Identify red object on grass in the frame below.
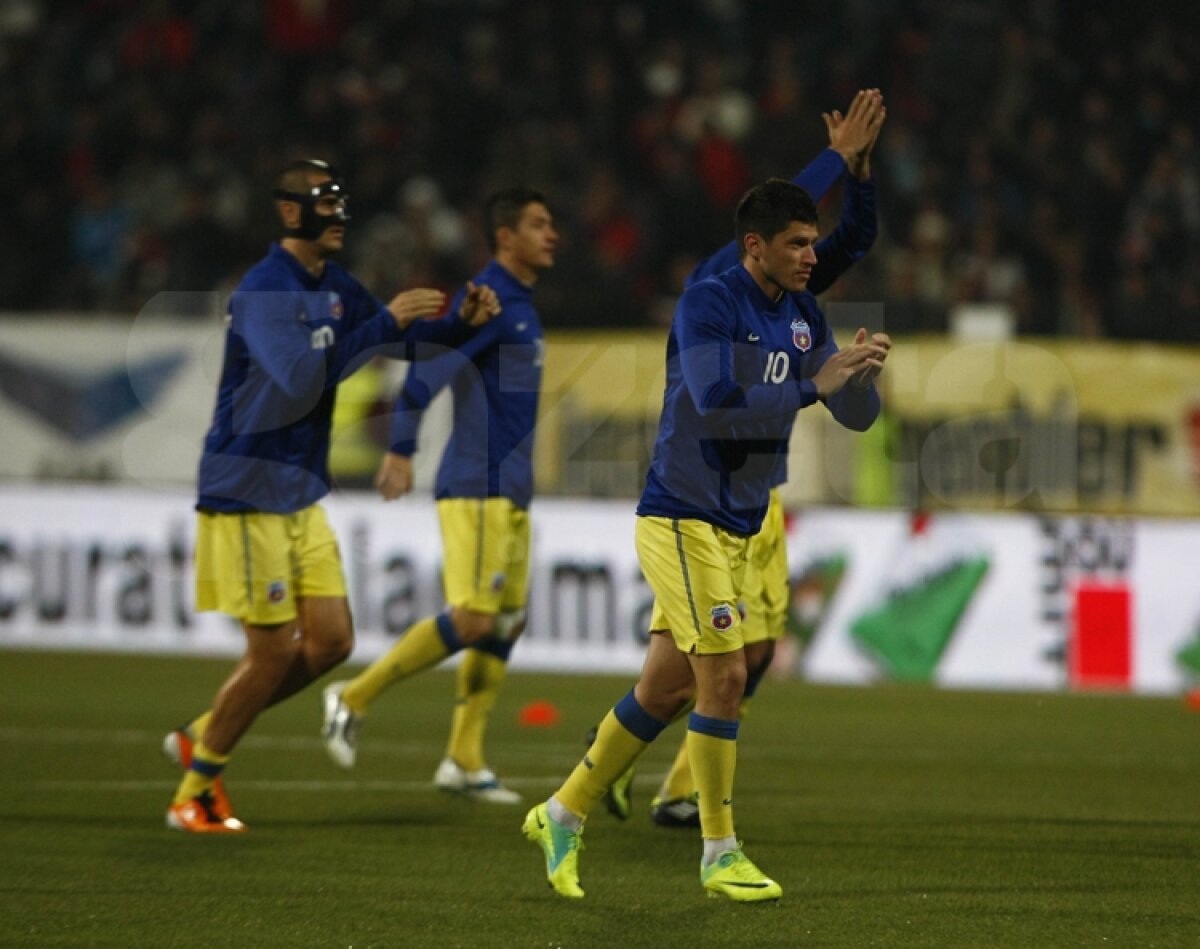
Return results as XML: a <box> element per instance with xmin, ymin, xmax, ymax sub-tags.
<box><xmin>519</xmin><ymin>700</ymin><xmax>561</xmax><ymax>728</ymax></box>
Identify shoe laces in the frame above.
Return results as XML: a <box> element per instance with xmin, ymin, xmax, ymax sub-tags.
<box><xmin>551</xmin><ymin>819</ymin><xmax>585</xmax><ymax>857</ymax></box>
<box><xmin>711</xmin><ymin>845</ymin><xmax>762</xmax><ymax>880</ymax></box>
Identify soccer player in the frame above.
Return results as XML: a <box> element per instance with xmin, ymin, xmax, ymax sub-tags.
<box><xmin>163</xmin><ymin>159</ymin><xmax>500</xmax><ymax>833</ymax></box>
<box><xmin>320</xmin><ymin>188</ymin><xmax>557</xmax><ymax>803</ymax></box>
<box><xmin>637</xmin><ymin>90</ymin><xmax>887</xmax><ymax>828</ymax></box>
<box><xmin>524</xmin><ymin>178</ymin><xmax>891</xmax><ymax>901</ymax></box>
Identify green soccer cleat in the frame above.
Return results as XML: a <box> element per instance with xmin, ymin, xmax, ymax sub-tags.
<box><xmin>522</xmin><ymin>803</ymin><xmax>584</xmax><ymax>899</ymax></box>
<box><xmin>585</xmin><ymin>725</ymin><xmax>634</xmax><ymax>820</ymax></box>
<box><xmin>700</xmin><ymin>846</ymin><xmax>782</xmax><ymax>903</ymax></box>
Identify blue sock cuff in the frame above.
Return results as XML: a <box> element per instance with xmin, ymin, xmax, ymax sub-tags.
<box><xmin>613</xmin><ymin>688</ymin><xmax>668</xmax><ymax>743</ymax></box>
<box><xmin>688</xmin><ymin>711</ymin><xmax>739</xmax><ymax>740</ymax></box>
<box><xmin>189</xmin><ymin>758</ymin><xmax>226</xmax><ymax>778</ymax></box>
<box><xmin>472</xmin><ymin>636</ymin><xmax>514</xmax><ymax>661</ymax></box>
<box><xmin>435</xmin><ymin>613</ymin><xmax>464</xmax><ymax>654</ymax></box>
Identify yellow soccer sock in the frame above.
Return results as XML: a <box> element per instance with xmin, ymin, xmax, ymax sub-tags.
<box><xmin>342</xmin><ymin>614</ymin><xmax>461</xmax><ymax>713</ymax></box>
<box><xmin>557</xmin><ymin>689</ymin><xmax>667</xmax><ymax>819</ymax></box>
<box><xmin>687</xmin><ymin>713</ymin><xmax>738</xmax><ymax>839</ymax></box>
<box><xmin>658</xmin><ymin>738</ymin><xmax>695</xmax><ymax>802</ymax></box>
<box><xmin>654</xmin><ymin>697</ymin><xmax>696</xmax><ymax>801</ymax></box>
<box><xmin>187</xmin><ymin>710</ymin><xmax>213</xmax><ymax>741</ymax></box>
<box><xmin>445</xmin><ymin>650</ymin><xmax>508</xmax><ymax>772</ymax></box>
<box><xmin>172</xmin><ymin>741</ymin><xmax>230</xmax><ymax>805</ymax></box>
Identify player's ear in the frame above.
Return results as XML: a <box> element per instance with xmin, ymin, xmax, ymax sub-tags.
<box><xmin>276</xmin><ymin>199</ymin><xmax>298</xmax><ymax>230</ymax></box>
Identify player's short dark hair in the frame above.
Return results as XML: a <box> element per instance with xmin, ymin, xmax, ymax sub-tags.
<box><xmin>735</xmin><ymin>178</ymin><xmax>819</xmax><ymax>255</ymax></box>
<box><xmin>276</xmin><ymin>159</ymin><xmax>336</xmax><ymax>195</ymax></box>
<box><xmin>484</xmin><ymin>187</ymin><xmax>548</xmax><ymax>252</ymax></box>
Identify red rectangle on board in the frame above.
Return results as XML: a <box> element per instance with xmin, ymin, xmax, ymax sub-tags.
<box><xmin>1069</xmin><ymin>584</ymin><xmax>1132</xmax><ymax>689</ymax></box>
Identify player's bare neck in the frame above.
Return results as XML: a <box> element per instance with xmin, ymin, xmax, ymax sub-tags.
<box><xmin>282</xmin><ymin>238</ymin><xmax>327</xmax><ymax>278</ymax></box>
<box><xmin>743</xmin><ymin>260</ymin><xmax>784</xmax><ymax>304</ymax></box>
<box><xmin>496</xmin><ymin>252</ymin><xmax>538</xmax><ymax>287</ymax></box>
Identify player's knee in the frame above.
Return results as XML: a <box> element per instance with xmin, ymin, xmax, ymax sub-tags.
<box><xmin>316</xmin><ymin>632</ymin><xmax>354</xmax><ymax>670</ymax></box>
<box><xmin>245</xmin><ymin>625</ymin><xmax>303</xmax><ymax>669</ymax></box>
<box><xmin>309</xmin><ymin>622</ymin><xmax>354</xmax><ymax>672</ymax></box>
<box><xmin>448</xmin><ymin>607</ymin><xmax>495</xmax><ymax>643</ymax></box>
<box><xmin>712</xmin><ymin>662</ymin><xmax>748</xmax><ymax>705</ymax></box>
<box><xmin>637</xmin><ymin>681</ymin><xmax>693</xmax><ymax>721</ymax></box>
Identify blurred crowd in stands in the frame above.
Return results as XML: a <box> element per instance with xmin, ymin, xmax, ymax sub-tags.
<box><xmin>1</xmin><ymin>0</ymin><xmax>1198</xmax><ymax>340</ymax></box>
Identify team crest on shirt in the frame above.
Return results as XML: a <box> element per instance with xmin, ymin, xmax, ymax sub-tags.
<box><xmin>710</xmin><ymin>604</ymin><xmax>735</xmax><ymax>630</ymax></box>
<box><xmin>791</xmin><ymin>318</ymin><xmax>812</xmax><ymax>352</ymax></box>
<box><xmin>329</xmin><ymin>291</ymin><xmax>344</xmax><ymax>319</ymax></box>
<box><xmin>491</xmin><ymin>572</ymin><xmax>507</xmax><ymax>593</ymax></box>
<box><xmin>267</xmin><ymin>580</ymin><xmax>287</xmax><ymax>604</ymax></box>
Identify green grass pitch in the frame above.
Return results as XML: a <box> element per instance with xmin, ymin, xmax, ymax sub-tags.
<box><xmin>2</xmin><ymin>649</ymin><xmax>1199</xmax><ymax>948</ymax></box>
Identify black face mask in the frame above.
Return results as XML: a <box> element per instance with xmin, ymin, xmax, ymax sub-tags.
<box><xmin>273</xmin><ymin>163</ymin><xmax>352</xmax><ymax>240</ymax></box>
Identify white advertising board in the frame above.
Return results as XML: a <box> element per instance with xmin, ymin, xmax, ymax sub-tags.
<box><xmin>1</xmin><ymin>487</ymin><xmax>1198</xmax><ymax>695</ymax></box>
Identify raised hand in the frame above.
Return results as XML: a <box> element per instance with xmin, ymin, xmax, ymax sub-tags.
<box><xmin>458</xmin><ymin>281</ymin><xmax>502</xmax><ymax>326</ymax></box>
<box><xmin>824</xmin><ymin>89</ymin><xmax>885</xmax><ymax>178</ymax></box>
<box><xmin>386</xmin><ymin>288</ymin><xmax>447</xmax><ymax>329</ymax></box>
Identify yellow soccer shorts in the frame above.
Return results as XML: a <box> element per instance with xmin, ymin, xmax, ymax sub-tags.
<box><xmin>437</xmin><ymin>497</ymin><xmax>530</xmax><ymax>614</ymax></box>
<box><xmin>637</xmin><ymin>515</ymin><xmax>750</xmax><ymax>656</ymax></box>
<box><xmin>194</xmin><ymin>503</ymin><xmax>347</xmax><ymax>626</ymax></box>
<box><xmin>740</xmin><ymin>489</ymin><xmax>789</xmax><ymax>645</ymax></box>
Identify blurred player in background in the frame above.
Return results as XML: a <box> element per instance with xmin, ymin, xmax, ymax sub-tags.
<box><xmin>524</xmin><ymin>176</ymin><xmax>891</xmax><ymax>901</ymax></box>
<box><xmin>599</xmin><ymin>90</ymin><xmax>888</xmax><ymax>829</ymax></box>
<box><xmin>163</xmin><ymin>159</ymin><xmax>499</xmax><ymax>833</ymax></box>
<box><xmin>321</xmin><ymin>188</ymin><xmax>557</xmax><ymax>804</ymax></box>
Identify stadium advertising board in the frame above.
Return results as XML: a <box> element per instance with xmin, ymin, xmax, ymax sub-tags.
<box><xmin>3</xmin><ymin>319</ymin><xmax>1200</xmax><ymax>515</ymax></box>
<box><xmin>1</xmin><ymin>487</ymin><xmax>1197</xmax><ymax>696</ymax></box>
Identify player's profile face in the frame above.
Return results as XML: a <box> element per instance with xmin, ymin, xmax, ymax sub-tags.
<box><xmin>309</xmin><ymin>175</ymin><xmax>347</xmax><ymax>256</ymax></box>
<box><xmin>510</xmin><ymin>202</ymin><xmax>558</xmax><ymax>271</ymax></box>
<box><xmin>761</xmin><ymin>221</ymin><xmax>818</xmax><ymax>292</ymax></box>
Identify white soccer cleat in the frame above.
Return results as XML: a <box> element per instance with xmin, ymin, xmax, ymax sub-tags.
<box><xmin>433</xmin><ymin>756</ymin><xmax>522</xmax><ymax>805</ymax></box>
<box><xmin>321</xmin><ymin>681</ymin><xmax>362</xmax><ymax>769</ymax></box>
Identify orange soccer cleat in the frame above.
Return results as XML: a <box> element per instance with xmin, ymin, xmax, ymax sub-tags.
<box><xmin>166</xmin><ymin>791</ymin><xmax>247</xmax><ymax>833</ymax></box>
<box><xmin>162</xmin><ymin>727</ymin><xmax>236</xmax><ymax>822</ymax></box>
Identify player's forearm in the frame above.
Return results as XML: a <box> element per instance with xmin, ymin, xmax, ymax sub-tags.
<box><xmin>694</xmin><ymin>377</ymin><xmax>820</xmax><ymax>420</ymax></box>
<box><xmin>792</xmin><ymin>148</ymin><xmax>846</xmax><ymax>203</ymax></box>
<box><xmin>825</xmin><ymin>382</ymin><xmax>881</xmax><ymax>431</ymax></box>
<box><xmin>688</xmin><ymin>149</ymin><xmax>849</xmax><ymax>288</ymax></box>
<box><xmin>394</xmin><ymin>311</ymin><xmax>477</xmax><ymax>358</ymax></box>
<box><xmin>807</xmin><ymin>177</ymin><xmax>877</xmax><ymax>296</ymax></box>
<box><xmin>246</xmin><ymin>307</ymin><xmax>398</xmax><ymax>401</ymax></box>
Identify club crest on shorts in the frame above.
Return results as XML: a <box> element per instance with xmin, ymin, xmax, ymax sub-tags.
<box><xmin>329</xmin><ymin>291</ymin><xmax>344</xmax><ymax>319</ymax></box>
<box><xmin>791</xmin><ymin>318</ymin><xmax>812</xmax><ymax>351</ymax></box>
<box><xmin>710</xmin><ymin>604</ymin><xmax>735</xmax><ymax>630</ymax></box>
<box><xmin>267</xmin><ymin>580</ymin><xmax>287</xmax><ymax>604</ymax></box>
<box><xmin>490</xmin><ymin>572</ymin><xmax>507</xmax><ymax>593</ymax></box>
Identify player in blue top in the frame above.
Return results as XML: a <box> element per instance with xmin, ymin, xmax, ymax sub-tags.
<box><xmin>163</xmin><ymin>159</ymin><xmax>499</xmax><ymax>833</ymax></box>
<box><xmin>633</xmin><ymin>89</ymin><xmax>886</xmax><ymax>828</ymax></box>
<box><xmin>321</xmin><ymin>188</ymin><xmax>556</xmax><ymax>804</ymax></box>
<box><xmin>525</xmin><ymin>178</ymin><xmax>891</xmax><ymax>901</ymax></box>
